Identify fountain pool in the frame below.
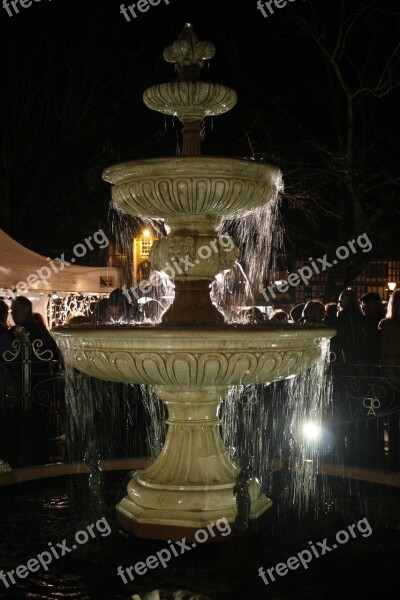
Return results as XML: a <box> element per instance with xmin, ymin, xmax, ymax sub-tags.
<box><xmin>1</xmin><ymin>468</ymin><xmax>399</xmax><ymax>599</ymax></box>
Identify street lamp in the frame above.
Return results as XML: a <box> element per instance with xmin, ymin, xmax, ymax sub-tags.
<box><xmin>388</xmin><ymin>282</ymin><xmax>396</xmax><ymax>291</ymax></box>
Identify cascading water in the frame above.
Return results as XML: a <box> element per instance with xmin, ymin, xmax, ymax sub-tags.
<box><xmin>283</xmin><ymin>338</ymin><xmax>333</xmax><ymax>518</ymax></box>
<box><xmin>140</xmin><ymin>384</ymin><xmax>167</xmax><ymax>461</ymax></box>
<box><xmin>221</xmin><ymin>339</ymin><xmax>333</xmax><ymax>525</ymax></box>
<box><xmin>63</xmin><ymin>363</ymin><xmax>151</xmax><ymax>523</ymax></box>
<box><xmin>219</xmin><ymin>182</ymin><xmax>285</xmax><ymax>296</ymax></box>
<box><xmin>211</xmin><ymin>193</ymin><xmax>284</xmax><ymax>322</ymax></box>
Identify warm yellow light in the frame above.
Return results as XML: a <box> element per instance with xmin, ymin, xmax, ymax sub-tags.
<box><xmin>142</xmin><ymin>229</ymin><xmax>151</xmax><ymax>237</ymax></box>
<box><xmin>388</xmin><ymin>282</ymin><xmax>396</xmax><ymax>291</ymax></box>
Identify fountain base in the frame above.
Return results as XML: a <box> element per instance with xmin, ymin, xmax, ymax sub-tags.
<box><xmin>116</xmin><ymin>479</ymin><xmax>272</xmax><ymax>541</ymax></box>
<box><xmin>115</xmin><ymin>384</ymin><xmax>272</xmax><ymax>540</ymax></box>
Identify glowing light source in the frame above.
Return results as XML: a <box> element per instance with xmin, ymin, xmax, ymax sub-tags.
<box><xmin>388</xmin><ymin>281</ymin><xmax>396</xmax><ymax>291</ymax></box>
<box><xmin>301</xmin><ymin>422</ymin><xmax>322</xmax><ymax>441</ymax></box>
<box><xmin>142</xmin><ymin>229</ymin><xmax>151</xmax><ymax>237</ymax></box>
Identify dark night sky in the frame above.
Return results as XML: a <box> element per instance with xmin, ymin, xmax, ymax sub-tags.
<box><xmin>0</xmin><ymin>0</ymin><xmax>399</xmax><ymax>272</ymax></box>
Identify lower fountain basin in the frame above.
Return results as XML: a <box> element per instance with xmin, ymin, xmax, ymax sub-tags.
<box><xmin>51</xmin><ymin>324</ymin><xmax>335</xmax><ymax>540</ymax></box>
<box><xmin>51</xmin><ymin>324</ymin><xmax>334</xmax><ymax>386</ymax></box>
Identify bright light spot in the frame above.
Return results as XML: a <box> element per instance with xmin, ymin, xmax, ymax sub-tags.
<box><xmin>302</xmin><ymin>422</ymin><xmax>322</xmax><ymax>441</ymax></box>
<box><xmin>137</xmin><ymin>297</ymin><xmax>153</xmax><ymax>304</ymax></box>
<box><xmin>142</xmin><ymin>229</ymin><xmax>151</xmax><ymax>237</ymax></box>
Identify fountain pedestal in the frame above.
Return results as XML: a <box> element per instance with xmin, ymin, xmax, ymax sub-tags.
<box><xmin>117</xmin><ymin>385</ymin><xmax>271</xmax><ymax>540</ymax></box>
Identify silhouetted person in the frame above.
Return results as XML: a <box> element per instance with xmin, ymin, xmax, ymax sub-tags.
<box><xmin>233</xmin><ymin>471</ymin><xmax>251</xmax><ymax>533</ymax></box>
<box><xmin>108</xmin><ymin>287</ymin><xmax>142</xmax><ymax>322</ymax></box>
<box><xmin>10</xmin><ymin>297</ymin><xmax>61</xmax><ymax>465</ymax></box>
<box><xmin>0</xmin><ymin>300</ymin><xmax>14</xmax><ymax>374</ymax></box>
<box><xmin>359</xmin><ymin>292</ymin><xmax>383</xmax><ymax>359</ymax></box>
<box><xmin>379</xmin><ymin>290</ymin><xmax>400</xmax><ymax>386</ymax></box>
<box><xmin>299</xmin><ymin>300</ymin><xmax>325</xmax><ymax>325</ymax></box>
<box><xmin>324</xmin><ymin>302</ymin><xmax>338</xmax><ymax>327</ymax></box>
<box><xmin>11</xmin><ymin>297</ymin><xmax>60</xmax><ymax>364</ymax></box>
<box><xmin>0</xmin><ymin>300</ymin><xmax>20</xmax><ymax>466</ymax></box>
<box><xmin>290</xmin><ymin>303</ymin><xmax>305</xmax><ymax>324</ymax></box>
<box><xmin>239</xmin><ymin>306</ymin><xmax>265</xmax><ymax>324</ymax></box>
<box><xmin>269</xmin><ymin>309</ymin><xmax>289</xmax><ymax>324</ymax></box>
<box><xmin>0</xmin><ymin>299</ymin><xmax>18</xmax><ymax>465</ymax></box>
<box><xmin>330</xmin><ymin>289</ymin><xmax>379</xmax><ymax>365</ymax></box>
<box><xmin>360</xmin><ymin>292</ymin><xmax>385</xmax><ymax>327</ymax></box>
<box><xmin>92</xmin><ymin>298</ymin><xmax>112</xmax><ymax>324</ymax></box>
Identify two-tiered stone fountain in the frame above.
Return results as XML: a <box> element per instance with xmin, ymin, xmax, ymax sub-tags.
<box><xmin>52</xmin><ymin>25</ymin><xmax>332</xmax><ymax>541</ymax></box>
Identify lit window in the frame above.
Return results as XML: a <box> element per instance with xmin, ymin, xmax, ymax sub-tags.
<box><xmin>140</xmin><ymin>238</ymin><xmax>153</xmax><ymax>257</ymax></box>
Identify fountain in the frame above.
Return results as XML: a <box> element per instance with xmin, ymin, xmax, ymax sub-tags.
<box><xmin>52</xmin><ymin>24</ymin><xmax>334</xmax><ymax>541</ymax></box>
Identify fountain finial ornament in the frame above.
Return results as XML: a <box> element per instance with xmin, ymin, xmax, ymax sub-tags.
<box><xmin>163</xmin><ymin>23</ymin><xmax>216</xmax><ymax>81</ymax></box>
<box><xmin>143</xmin><ymin>24</ymin><xmax>236</xmax><ymax>156</ymax></box>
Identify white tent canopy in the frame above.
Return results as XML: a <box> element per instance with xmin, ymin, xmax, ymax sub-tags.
<box><xmin>0</xmin><ymin>229</ymin><xmax>119</xmax><ymax>294</ymax></box>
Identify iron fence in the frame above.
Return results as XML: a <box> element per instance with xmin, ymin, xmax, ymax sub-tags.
<box><xmin>328</xmin><ymin>364</ymin><xmax>400</xmax><ymax>471</ymax></box>
<box><xmin>0</xmin><ymin>337</ymin><xmax>63</xmax><ymax>467</ymax></box>
<box><xmin>0</xmin><ymin>338</ymin><xmax>151</xmax><ymax>467</ymax></box>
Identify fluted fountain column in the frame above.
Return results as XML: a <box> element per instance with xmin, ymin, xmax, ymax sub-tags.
<box><xmin>117</xmin><ymin>385</ymin><xmax>271</xmax><ymax>539</ymax></box>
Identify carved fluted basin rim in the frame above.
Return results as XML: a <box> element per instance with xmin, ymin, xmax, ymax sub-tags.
<box><xmin>102</xmin><ymin>156</ymin><xmax>281</xmax><ymax>185</ymax></box>
<box><xmin>143</xmin><ymin>81</ymin><xmax>238</xmax><ymax>116</ymax></box>
<box><xmin>52</xmin><ymin>324</ymin><xmax>335</xmax><ymax>348</ymax></box>
<box><xmin>51</xmin><ymin>325</ymin><xmax>335</xmax><ymax>386</ymax></box>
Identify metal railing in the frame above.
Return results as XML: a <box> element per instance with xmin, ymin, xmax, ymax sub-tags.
<box><xmin>0</xmin><ymin>337</ymin><xmax>63</xmax><ymax>467</ymax></box>
<box><xmin>328</xmin><ymin>364</ymin><xmax>400</xmax><ymax>471</ymax></box>
<box><xmin>0</xmin><ymin>339</ymin><xmax>150</xmax><ymax>467</ymax></box>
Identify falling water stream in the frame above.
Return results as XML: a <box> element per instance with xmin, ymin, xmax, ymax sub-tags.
<box><xmin>221</xmin><ymin>339</ymin><xmax>333</xmax><ymax>523</ymax></box>
<box><xmin>219</xmin><ymin>184</ymin><xmax>284</xmax><ymax>293</ymax></box>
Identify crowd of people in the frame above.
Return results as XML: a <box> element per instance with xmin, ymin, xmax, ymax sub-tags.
<box><xmin>67</xmin><ymin>287</ymin><xmax>165</xmax><ymax>325</ymax></box>
<box><xmin>1</xmin><ymin>287</ymin><xmax>399</xmax><ymax>370</ymax></box>
<box><xmin>238</xmin><ymin>289</ymin><xmax>400</xmax><ymax>369</ymax></box>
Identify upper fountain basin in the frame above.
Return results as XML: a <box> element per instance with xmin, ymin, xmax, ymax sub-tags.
<box><xmin>143</xmin><ymin>81</ymin><xmax>238</xmax><ymax>122</ymax></box>
<box><xmin>102</xmin><ymin>157</ymin><xmax>281</xmax><ymax>226</ymax></box>
<box><xmin>51</xmin><ymin>325</ymin><xmax>334</xmax><ymax>387</ymax></box>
